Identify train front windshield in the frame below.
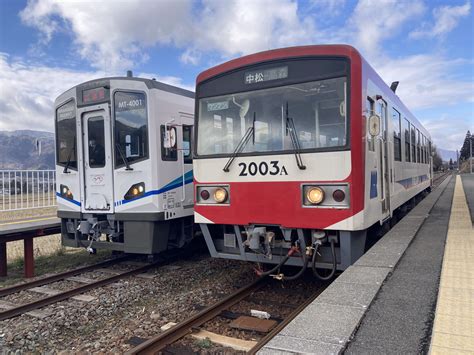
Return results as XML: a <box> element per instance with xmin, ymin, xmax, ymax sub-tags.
<box><xmin>197</xmin><ymin>76</ymin><xmax>347</xmax><ymax>156</ymax></box>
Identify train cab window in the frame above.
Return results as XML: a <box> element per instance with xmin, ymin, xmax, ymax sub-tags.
<box><xmin>197</xmin><ymin>76</ymin><xmax>347</xmax><ymax>156</ymax></box>
<box><xmin>114</xmin><ymin>91</ymin><xmax>148</xmax><ymax>168</ymax></box>
<box><xmin>411</xmin><ymin>124</ymin><xmax>416</xmax><ymax>163</ymax></box>
<box><xmin>366</xmin><ymin>98</ymin><xmax>375</xmax><ymax>151</ymax></box>
<box><xmin>183</xmin><ymin>125</ymin><xmax>192</xmax><ymax>164</ymax></box>
<box><xmin>392</xmin><ymin>108</ymin><xmax>401</xmax><ymax>161</ymax></box>
<box><xmin>403</xmin><ymin>118</ymin><xmax>410</xmax><ymax>162</ymax></box>
<box><xmin>416</xmin><ymin>129</ymin><xmax>421</xmax><ymax>163</ymax></box>
<box><xmin>161</xmin><ymin>125</ymin><xmax>177</xmax><ymax>161</ymax></box>
<box><xmin>88</xmin><ymin>117</ymin><xmax>105</xmax><ymax>168</ymax></box>
<box><xmin>56</xmin><ymin>100</ymin><xmax>77</xmax><ymax>170</ymax></box>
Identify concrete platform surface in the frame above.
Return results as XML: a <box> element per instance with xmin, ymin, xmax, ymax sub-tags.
<box><xmin>346</xmin><ymin>175</ymin><xmax>455</xmax><ymax>354</ymax></box>
<box><xmin>259</xmin><ymin>175</ymin><xmax>453</xmax><ymax>355</ymax></box>
<box><xmin>0</xmin><ymin>216</ymin><xmax>60</xmax><ymax>236</ymax></box>
<box><xmin>430</xmin><ymin>175</ymin><xmax>474</xmax><ymax>353</ymax></box>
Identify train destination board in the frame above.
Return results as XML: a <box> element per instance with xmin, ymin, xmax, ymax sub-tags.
<box><xmin>244</xmin><ymin>66</ymin><xmax>288</xmax><ymax>84</ymax></box>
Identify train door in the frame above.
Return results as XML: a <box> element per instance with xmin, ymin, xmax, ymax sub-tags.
<box><xmin>182</xmin><ymin>123</ymin><xmax>194</xmax><ymax>209</ymax></box>
<box><xmin>377</xmin><ymin>101</ymin><xmax>391</xmax><ymax>216</ymax></box>
<box><xmin>81</xmin><ymin>105</ymin><xmax>114</xmax><ymax>213</ymax></box>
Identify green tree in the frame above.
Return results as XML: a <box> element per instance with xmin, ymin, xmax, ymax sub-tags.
<box><xmin>432</xmin><ymin>144</ymin><xmax>443</xmax><ymax>171</ymax></box>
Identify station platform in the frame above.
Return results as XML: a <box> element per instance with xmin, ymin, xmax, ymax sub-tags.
<box><xmin>0</xmin><ymin>216</ymin><xmax>61</xmax><ymax>278</ymax></box>
<box><xmin>259</xmin><ymin>174</ymin><xmax>474</xmax><ymax>354</ymax></box>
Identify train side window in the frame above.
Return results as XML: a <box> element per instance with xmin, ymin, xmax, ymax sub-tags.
<box><xmin>416</xmin><ymin>129</ymin><xmax>421</xmax><ymax>163</ymax></box>
<box><xmin>161</xmin><ymin>125</ymin><xmax>177</xmax><ymax>161</ymax></box>
<box><xmin>392</xmin><ymin>108</ymin><xmax>401</xmax><ymax>161</ymax></box>
<box><xmin>403</xmin><ymin>118</ymin><xmax>410</xmax><ymax>162</ymax></box>
<box><xmin>411</xmin><ymin>124</ymin><xmax>416</xmax><ymax>163</ymax></box>
<box><xmin>366</xmin><ymin>97</ymin><xmax>375</xmax><ymax>151</ymax></box>
<box><xmin>183</xmin><ymin>125</ymin><xmax>192</xmax><ymax>164</ymax></box>
<box><xmin>421</xmin><ymin>135</ymin><xmax>426</xmax><ymax>164</ymax></box>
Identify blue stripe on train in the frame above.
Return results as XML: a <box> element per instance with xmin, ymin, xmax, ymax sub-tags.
<box><xmin>55</xmin><ymin>192</ymin><xmax>81</xmax><ymax>206</ymax></box>
<box><xmin>119</xmin><ymin>170</ymin><xmax>193</xmax><ymax>205</ymax></box>
<box><xmin>396</xmin><ymin>174</ymin><xmax>429</xmax><ymax>189</ymax></box>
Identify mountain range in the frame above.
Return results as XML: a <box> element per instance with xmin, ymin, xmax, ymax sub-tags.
<box><xmin>0</xmin><ymin>130</ymin><xmax>55</xmax><ymax>170</ymax></box>
<box><xmin>0</xmin><ymin>129</ymin><xmax>460</xmax><ymax>170</ymax></box>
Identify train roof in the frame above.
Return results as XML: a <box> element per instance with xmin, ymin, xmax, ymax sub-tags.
<box><xmin>196</xmin><ymin>44</ymin><xmax>430</xmax><ymax>139</ymax></box>
<box><xmin>56</xmin><ymin>76</ymin><xmax>194</xmax><ymax>104</ymax></box>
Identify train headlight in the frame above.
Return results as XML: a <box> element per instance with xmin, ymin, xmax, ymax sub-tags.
<box><xmin>214</xmin><ymin>188</ymin><xmax>228</xmax><ymax>203</ymax></box>
<box><xmin>124</xmin><ymin>182</ymin><xmax>146</xmax><ymax>200</ymax></box>
<box><xmin>60</xmin><ymin>184</ymin><xmax>74</xmax><ymax>200</ymax></box>
<box><xmin>332</xmin><ymin>189</ymin><xmax>346</xmax><ymax>202</ymax></box>
<box><xmin>306</xmin><ymin>187</ymin><xmax>324</xmax><ymax>205</ymax></box>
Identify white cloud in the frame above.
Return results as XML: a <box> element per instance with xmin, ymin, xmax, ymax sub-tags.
<box><xmin>20</xmin><ymin>0</ymin><xmax>316</xmax><ymax>69</ymax></box>
<box><xmin>420</xmin><ymin>115</ymin><xmax>473</xmax><ymax>151</ymax></box>
<box><xmin>410</xmin><ymin>1</ymin><xmax>471</xmax><ymax>39</ymax></box>
<box><xmin>373</xmin><ymin>54</ymin><xmax>474</xmax><ymax>110</ymax></box>
<box><xmin>348</xmin><ymin>0</ymin><xmax>426</xmax><ymax>56</ymax></box>
<box><xmin>20</xmin><ymin>0</ymin><xmax>193</xmax><ymax>71</ymax></box>
<box><xmin>0</xmin><ymin>53</ymin><xmax>101</xmax><ymax>131</ymax></box>
<box><xmin>190</xmin><ymin>0</ymin><xmax>316</xmax><ymax>60</ymax></box>
<box><xmin>0</xmin><ymin>55</ymin><xmax>192</xmax><ymax>133</ymax></box>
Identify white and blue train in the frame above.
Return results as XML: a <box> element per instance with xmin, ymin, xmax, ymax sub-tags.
<box><xmin>54</xmin><ymin>73</ymin><xmax>194</xmax><ymax>254</ymax></box>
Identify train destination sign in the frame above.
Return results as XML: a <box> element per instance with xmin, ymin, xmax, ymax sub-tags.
<box><xmin>82</xmin><ymin>87</ymin><xmax>107</xmax><ymax>104</ymax></box>
<box><xmin>244</xmin><ymin>66</ymin><xmax>288</xmax><ymax>85</ymax></box>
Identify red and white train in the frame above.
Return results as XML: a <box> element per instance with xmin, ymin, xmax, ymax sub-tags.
<box><xmin>193</xmin><ymin>45</ymin><xmax>432</xmax><ymax>279</ymax></box>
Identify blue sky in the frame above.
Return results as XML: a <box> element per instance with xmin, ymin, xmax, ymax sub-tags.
<box><xmin>0</xmin><ymin>0</ymin><xmax>472</xmax><ymax>151</ymax></box>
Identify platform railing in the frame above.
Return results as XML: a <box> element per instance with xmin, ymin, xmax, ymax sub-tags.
<box><xmin>0</xmin><ymin>170</ymin><xmax>56</xmax><ymax>211</ymax></box>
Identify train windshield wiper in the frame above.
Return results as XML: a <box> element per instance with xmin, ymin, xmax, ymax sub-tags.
<box><xmin>223</xmin><ymin>112</ymin><xmax>256</xmax><ymax>172</ymax></box>
<box><xmin>285</xmin><ymin>102</ymin><xmax>306</xmax><ymax>170</ymax></box>
<box><xmin>63</xmin><ymin>140</ymin><xmax>75</xmax><ymax>173</ymax></box>
<box><xmin>116</xmin><ymin>143</ymin><xmax>133</xmax><ymax>171</ymax></box>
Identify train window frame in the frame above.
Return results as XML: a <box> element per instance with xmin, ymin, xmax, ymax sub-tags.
<box><xmin>183</xmin><ymin>125</ymin><xmax>193</xmax><ymax>164</ymax></box>
<box><xmin>392</xmin><ymin>107</ymin><xmax>402</xmax><ymax>161</ymax></box>
<box><xmin>55</xmin><ymin>98</ymin><xmax>78</xmax><ymax>171</ymax></box>
<box><xmin>161</xmin><ymin>125</ymin><xmax>178</xmax><ymax>161</ymax></box>
<box><xmin>113</xmin><ymin>90</ymin><xmax>149</xmax><ymax>169</ymax></box>
<box><xmin>403</xmin><ymin>118</ymin><xmax>411</xmax><ymax>162</ymax></box>
<box><xmin>416</xmin><ymin>128</ymin><xmax>421</xmax><ymax>164</ymax></box>
<box><xmin>87</xmin><ymin>116</ymin><xmax>106</xmax><ymax>168</ymax></box>
<box><xmin>194</xmin><ymin>56</ymin><xmax>352</xmax><ymax>160</ymax></box>
<box><xmin>411</xmin><ymin>124</ymin><xmax>416</xmax><ymax>163</ymax></box>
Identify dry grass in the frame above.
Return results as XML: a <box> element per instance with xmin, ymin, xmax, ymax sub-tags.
<box><xmin>5</xmin><ymin>233</ymin><xmax>74</xmax><ymax>263</ymax></box>
<box><xmin>0</xmin><ymin>206</ymin><xmax>57</xmax><ymax>223</ymax></box>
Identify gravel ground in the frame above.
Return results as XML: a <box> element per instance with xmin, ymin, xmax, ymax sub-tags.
<box><xmin>0</xmin><ymin>254</ymin><xmax>257</xmax><ymax>353</ymax></box>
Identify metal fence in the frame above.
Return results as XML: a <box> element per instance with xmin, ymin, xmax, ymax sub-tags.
<box><xmin>0</xmin><ymin>170</ymin><xmax>56</xmax><ymax>211</ymax></box>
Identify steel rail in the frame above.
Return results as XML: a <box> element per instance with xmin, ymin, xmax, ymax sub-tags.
<box><xmin>248</xmin><ymin>284</ymin><xmax>328</xmax><ymax>354</ymax></box>
<box><xmin>126</xmin><ymin>277</ymin><xmax>267</xmax><ymax>355</ymax></box>
<box><xmin>0</xmin><ymin>255</ymin><xmax>128</xmax><ymax>297</ymax></box>
<box><xmin>0</xmin><ymin>260</ymin><xmax>159</xmax><ymax>321</ymax></box>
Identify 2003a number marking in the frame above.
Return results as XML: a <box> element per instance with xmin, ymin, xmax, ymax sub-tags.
<box><xmin>238</xmin><ymin>161</ymin><xmax>288</xmax><ymax>176</ymax></box>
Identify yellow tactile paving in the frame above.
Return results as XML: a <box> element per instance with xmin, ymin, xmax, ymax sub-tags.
<box><xmin>431</xmin><ymin>175</ymin><xmax>474</xmax><ymax>354</ymax></box>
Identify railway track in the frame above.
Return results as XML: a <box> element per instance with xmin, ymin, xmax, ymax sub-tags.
<box><xmin>433</xmin><ymin>171</ymin><xmax>451</xmax><ymax>186</ymax></box>
<box><xmin>126</xmin><ymin>276</ymin><xmax>327</xmax><ymax>354</ymax></box>
<box><xmin>0</xmin><ymin>255</ymin><xmax>167</xmax><ymax>322</ymax></box>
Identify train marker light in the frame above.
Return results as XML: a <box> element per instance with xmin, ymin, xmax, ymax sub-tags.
<box><xmin>200</xmin><ymin>189</ymin><xmax>210</xmax><ymax>200</ymax></box>
<box><xmin>124</xmin><ymin>182</ymin><xmax>146</xmax><ymax>200</ymax></box>
<box><xmin>60</xmin><ymin>184</ymin><xmax>74</xmax><ymax>200</ymax></box>
<box><xmin>214</xmin><ymin>188</ymin><xmax>228</xmax><ymax>203</ymax></box>
<box><xmin>332</xmin><ymin>189</ymin><xmax>345</xmax><ymax>202</ymax></box>
<box><xmin>307</xmin><ymin>187</ymin><xmax>324</xmax><ymax>204</ymax></box>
